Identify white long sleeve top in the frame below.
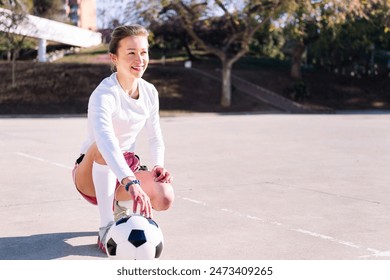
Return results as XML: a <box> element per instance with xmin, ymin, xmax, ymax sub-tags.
<box><xmin>80</xmin><ymin>73</ymin><xmax>165</xmax><ymax>182</ymax></box>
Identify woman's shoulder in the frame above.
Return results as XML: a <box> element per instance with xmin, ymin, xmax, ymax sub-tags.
<box><xmin>91</xmin><ymin>74</ymin><xmax>119</xmax><ymax>97</ymax></box>
<box><xmin>139</xmin><ymin>78</ymin><xmax>155</xmax><ymax>89</ymax></box>
<box><xmin>139</xmin><ymin>78</ymin><xmax>158</xmax><ymax>102</ymax></box>
<box><xmin>89</xmin><ymin>73</ymin><xmax>119</xmax><ymax>105</ymax></box>
<box><xmin>96</xmin><ymin>73</ymin><xmax>118</xmax><ymax>92</ymax></box>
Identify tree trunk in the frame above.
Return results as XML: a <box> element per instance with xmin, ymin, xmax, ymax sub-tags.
<box><xmin>290</xmin><ymin>41</ymin><xmax>305</xmax><ymax>79</ymax></box>
<box><xmin>12</xmin><ymin>57</ymin><xmax>16</xmax><ymax>88</ymax></box>
<box><xmin>11</xmin><ymin>49</ymin><xmax>19</xmax><ymax>88</ymax></box>
<box><xmin>180</xmin><ymin>37</ymin><xmax>197</xmax><ymax>61</ymax></box>
<box><xmin>221</xmin><ymin>59</ymin><xmax>233</xmax><ymax>108</ymax></box>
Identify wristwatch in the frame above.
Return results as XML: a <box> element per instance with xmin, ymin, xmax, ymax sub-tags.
<box><xmin>125</xmin><ymin>179</ymin><xmax>141</xmax><ymax>191</ymax></box>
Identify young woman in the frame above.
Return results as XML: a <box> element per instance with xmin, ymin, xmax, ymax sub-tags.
<box><xmin>72</xmin><ymin>24</ymin><xmax>174</xmax><ymax>253</ymax></box>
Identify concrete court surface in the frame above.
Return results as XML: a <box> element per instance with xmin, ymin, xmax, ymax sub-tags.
<box><xmin>0</xmin><ymin>112</ymin><xmax>389</xmax><ymax>260</ymax></box>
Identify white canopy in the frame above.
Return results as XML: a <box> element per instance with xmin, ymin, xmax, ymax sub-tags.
<box><xmin>0</xmin><ymin>7</ymin><xmax>101</xmax><ymax>48</ymax></box>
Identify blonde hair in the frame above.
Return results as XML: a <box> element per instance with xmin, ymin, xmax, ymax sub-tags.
<box><xmin>109</xmin><ymin>24</ymin><xmax>149</xmax><ymax>71</ymax></box>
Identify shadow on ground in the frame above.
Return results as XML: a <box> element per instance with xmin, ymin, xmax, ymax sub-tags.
<box><xmin>0</xmin><ymin>231</ymin><xmax>105</xmax><ymax>260</ymax></box>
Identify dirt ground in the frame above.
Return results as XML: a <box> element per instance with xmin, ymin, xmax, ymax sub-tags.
<box><xmin>0</xmin><ymin>59</ymin><xmax>389</xmax><ymax>115</ymax></box>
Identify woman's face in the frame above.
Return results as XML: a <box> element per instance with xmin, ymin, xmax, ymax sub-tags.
<box><xmin>111</xmin><ymin>35</ymin><xmax>149</xmax><ymax>79</ymax></box>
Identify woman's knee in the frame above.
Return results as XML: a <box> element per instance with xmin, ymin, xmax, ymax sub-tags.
<box><xmin>132</xmin><ymin>170</ymin><xmax>175</xmax><ymax>211</ymax></box>
<box><xmin>163</xmin><ymin>193</ymin><xmax>175</xmax><ymax>210</ymax></box>
<box><xmin>153</xmin><ymin>183</ymin><xmax>174</xmax><ymax>211</ymax></box>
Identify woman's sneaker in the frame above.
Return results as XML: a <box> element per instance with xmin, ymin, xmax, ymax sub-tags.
<box><xmin>97</xmin><ymin>221</ymin><xmax>114</xmax><ymax>254</ymax></box>
<box><xmin>113</xmin><ymin>200</ymin><xmax>134</xmax><ymax>221</ymax></box>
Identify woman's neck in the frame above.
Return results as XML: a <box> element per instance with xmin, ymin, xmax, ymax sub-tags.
<box><xmin>116</xmin><ymin>73</ymin><xmax>139</xmax><ymax>99</ymax></box>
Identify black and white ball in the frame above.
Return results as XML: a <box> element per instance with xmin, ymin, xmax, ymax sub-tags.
<box><xmin>105</xmin><ymin>215</ymin><xmax>164</xmax><ymax>260</ymax></box>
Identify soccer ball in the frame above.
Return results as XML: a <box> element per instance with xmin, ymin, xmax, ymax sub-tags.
<box><xmin>105</xmin><ymin>215</ymin><xmax>164</xmax><ymax>260</ymax></box>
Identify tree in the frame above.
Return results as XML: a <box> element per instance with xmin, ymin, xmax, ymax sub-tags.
<box><xmin>161</xmin><ymin>0</ymin><xmax>288</xmax><ymax>108</ymax></box>
<box><xmin>0</xmin><ymin>1</ymin><xmax>30</xmax><ymax>87</ymax></box>
<box><xmin>318</xmin><ymin>1</ymin><xmax>390</xmax><ymax>76</ymax></box>
<box><xmin>97</xmin><ymin>0</ymin><xmax>143</xmax><ymax>29</ymax></box>
<box><xmin>150</xmin><ymin>18</ymin><xmax>197</xmax><ymax>60</ymax></box>
<box><xmin>249</xmin><ymin>21</ymin><xmax>285</xmax><ymax>59</ymax></box>
<box><xmin>32</xmin><ymin>0</ymin><xmax>66</xmax><ymax>22</ymax></box>
<box><xmin>282</xmin><ymin>0</ymin><xmax>389</xmax><ymax>79</ymax></box>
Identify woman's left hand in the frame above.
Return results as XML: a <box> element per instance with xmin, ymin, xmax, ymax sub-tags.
<box><xmin>152</xmin><ymin>165</ymin><xmax>173</xmax><ymax>183</ymax></box>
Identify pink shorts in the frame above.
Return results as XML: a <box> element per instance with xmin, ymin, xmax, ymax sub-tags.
<box><xmin>72</xmin><ymin>152</ymin><xmax>140</xmax><ymax>205</ymax></box>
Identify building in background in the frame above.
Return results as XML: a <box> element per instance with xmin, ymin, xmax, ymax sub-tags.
<box><xmin>65</xmin><ymin>0</ymin><xmax>96</xmax><ymax>31</ymax></box>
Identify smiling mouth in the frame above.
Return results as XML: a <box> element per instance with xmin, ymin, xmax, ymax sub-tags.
<box><xmin>131</xmin><ymin>66</ymin><xmax>144</xmax><ymax>71</ymax></box>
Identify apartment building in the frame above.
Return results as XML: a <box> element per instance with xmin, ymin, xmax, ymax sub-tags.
<box><xmin>65</xmin><ymin>0</ymin><xmax>97</xmax><ymax>31</ymax></box>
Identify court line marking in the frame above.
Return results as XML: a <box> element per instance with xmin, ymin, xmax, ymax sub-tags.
<box><xmin>15</xmin><ymin>152</ymin><xmax>73</xmax><ymax>170</ymax></box>
<box><xmin>179</xmin><ymin>195</ymin><xmax>390</xmax><ymax>259</ymax></box>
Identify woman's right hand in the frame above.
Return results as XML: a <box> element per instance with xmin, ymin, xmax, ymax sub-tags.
<box><xmin>122</xmin><ymin>177</ymin><xmax>152</xmax><ymax>218</ymax></box>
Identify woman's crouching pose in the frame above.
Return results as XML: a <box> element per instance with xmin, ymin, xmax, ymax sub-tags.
<box><xmin>72</xmin><ymin>24</ymin><xmax>174</xmax><ymax>253</ymax></box>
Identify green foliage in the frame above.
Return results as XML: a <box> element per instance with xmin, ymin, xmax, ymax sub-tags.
<box><xmin>272</xmin><ymin>0</ymin><xmax>390</xmax><ymax>78</ymax></box>
<box><xmin>304</xmin><ymin>2</ymin><xmax>390</xmax><ymax>75</ymax></box>
<box><xmin>249</xmin><ymin>22</ymin><xmax>285</xmax><ymax>59</ymax></box>
<box><xmin>0</xmin><ymin>0</ymin><xmax>33</xmax><ymax>12</ymax></box>
<box><xmin>32</xmin><ymin>0</ymin><xmax>65</xmax><ymax>20</ymax></box>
